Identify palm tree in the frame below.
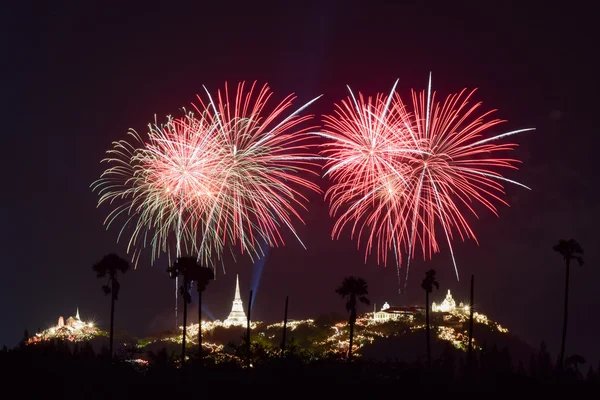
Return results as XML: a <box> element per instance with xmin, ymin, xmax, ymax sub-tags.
<box><xmin>566</xmin><ymin>354</ymin><xmax>586</xmax><ymax>377</ymax></box>
<box><xmin>92</xmin><ymin>253</ymin><xmax>130</xmax><ymax>358</ymax></box>
<box><xmin>188</xmin><ymin>263</ymin><xmax>214</xmax><ymax>357</ymax></box>
<box><xmin>167</xmin><ymin>257</ymin><xmax>195</xmax><ymax>365</ymax></box>
<box><xmin>421</xmin><ymin>269</ymin><xmax>439</xmax><ymax>368</ymax></box>
<box><xmin>335</xmin><ymin>276</ymin><xmax>370</xmax><ymax>359</ymax></box>
<box><xmin>553</xmin><ymin>239</ymin><xmax>584</xmax><ymax>371</ymax></box>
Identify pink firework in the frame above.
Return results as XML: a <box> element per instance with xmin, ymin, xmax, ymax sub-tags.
<box><xmin>317</xmin><ymin>80</ymin><xmax>418</xmax><ymax>267</ymax></box>
<box><xmin>319</xmin><ymin>74</ymin><xmax>533</xmax><ymax>286</ymax></box>
<box><xmin>93</xmin><ymin>81</ymin><xmax>323</xmax><ymax>268</ymax></box>
<box><xmin>93</xmin><ymin>112</ymin><xmax>225</xmax><ymax>266</ymax></box>
<box><xmin>193</xmin><ymin>81</ymin><xmax>323</xmax><ymax>257</ymax></box>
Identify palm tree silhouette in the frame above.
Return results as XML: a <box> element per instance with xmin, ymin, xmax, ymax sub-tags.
<box><xmin>553</xmin><ymin>239</ymin><xmax>584</xmax><ymax>371</ymax></box>
<box><xmin>335</xmin><ymin>276</ymin><xmax>369</xmax><ymax>359</ymax></box>
<box><xmin>188</xmin><ymin>263</ymin><xmax>214</xmax><ymax>357</ymax></box>
<box><xmin>421</xmin><ymin>269</ymin><xmax>439</xmax><ymax>368</ymax></box>
<box><xmin>92</xmin><ymin>253</ymin><xmax>130</xmax><ymax>358</ymax></box>
<box><xmin>566</xmin><ymin>354</ymin><xmax>586</xmax><ymax>376</ymax></box>
<box><xmin>167</xmin><ymin>257</ymin><xmax>196</xmax><ymax>365</ymax></box>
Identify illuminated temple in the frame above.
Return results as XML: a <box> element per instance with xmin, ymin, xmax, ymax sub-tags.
<box><xmin>372</xmin><ymin>302</ymin><xmax>423</xmax><ymax>322</ymax></box>
<box><xmin>432</xmin><ymin>289</ymin><xmax>465</xmax><ymax>313</ymax></box>
<box><xmin>373</xmin><ymin>290</ymin><xmax>470</xmax><ymax>322</ymax></box>
<box><xmin>63</xmin><ymin>308</ymin><xmax>86</xmax><ymax>329</ymax></box>
<box><xmin>223</xmin><ymin>274</ymin><xmax>248</xmax><ymax>326</ymax></box>
<box><xmin>28</xmin><ymin>308</ymin><xmax>98</xmax><ymax>344</ymax></box>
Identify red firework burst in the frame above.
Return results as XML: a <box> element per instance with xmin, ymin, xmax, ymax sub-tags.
<box><xmin>319</xmin><ymin>74</ymin><xmax>533</xmax><ymax>285</ymax></box>
<box><xmin>93</xmin><ymin>81</ymin><xmax>322</xmax><ymax>268</ymax></box>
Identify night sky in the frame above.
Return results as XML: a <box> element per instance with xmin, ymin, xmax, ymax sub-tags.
<box><xmin>3</xmin><ymin>1</ymin><xmax>598</xmax><ymax>365</ymax></box>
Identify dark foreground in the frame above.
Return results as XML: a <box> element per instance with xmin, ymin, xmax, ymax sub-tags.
<box><xmin>2</xmin><ymin>341</ymin><xmax>598</xmax><ymax>397</ymax></box>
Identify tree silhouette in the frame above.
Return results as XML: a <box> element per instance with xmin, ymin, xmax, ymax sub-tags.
<box><xmin>421</xmin><ymin>269</ymin><xmax>439</xmax><ymax>369</ymax></box>
<box><xmin>335</xmin><ymin>276</ymin><xmax>369</xmax><ymax>359</ymax></box>
<box><xmin>553</xmin><ymin>239</ymin><xmax>584</xmax><ymax>371</ymax></box>
<box><xmin>566</xmin><ymin>354</ymin><xmax>586</xmax><ymax>377</ymax></box>
<box><xmin>586</xmin><ymin>365</ymin><xmax>596</xmax><ymax>382</ymax></box>
<box><xmin>188</xmin><ymin>263</ymin><xmax>214</xmax><ymax>357</ymax></box>
<box><xmin>92</xmin><ymin>253</ymin><xmax>130</xmax><ymax>358</ymax></box>
<box><xmin>536</xmin><ymin>341</ymin><xmax>553</xmax><ymax>381</ymax></box>
<box><xmin>19</xmin><ymin>329</ymin><xmax>29</xmax><ymax>348</ymax></box>
<box><xmin>167</xmin><ymin>257</ymin><xmax>197</xmax><ymax>365</ymax></box>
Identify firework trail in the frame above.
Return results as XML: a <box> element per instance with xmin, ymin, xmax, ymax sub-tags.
<box><xmin>92</xmin><ymin>112</ymin><xmax>223</xmax><ymax>267</ymax></box>
<box><xmin>318</xmin><ymin>74</ymin><xmax>534</xmax><ymax>290</ymax></box>
<box><xmin>313</xmin><ymin>80</ymin><xmax>418</xmax><ymax>286</ymax></box>
<box><xmin>93</xmin><ymin>112</ymin><xmax>223</xmax><ymax>325</ymax></box>
<box><xmin>93</xmin><ymin>82</ymin><xmax>322</xmax><ymax>323</ymax></box>
<box><xmin>93</xmin><ymin>81</ymin><xmax>322</xmax><ymax>266</ymax></box>
<box><xmin>193</xmin><ymin>81</ymin><xmax>323</xmax><ymax>258</ymax></box>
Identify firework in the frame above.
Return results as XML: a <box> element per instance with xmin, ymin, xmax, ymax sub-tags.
<box><xmin>316</xmin><ymin>80</ymin><xmax>417</xmax><ymax>268</ymax></box>
<box><xmin>318</xmin><ymin>74</ymin><xmax>533</xmax><ymax>287</ymax></box>
<box><xmin>193</xmin><ymin>81</ymin><xmax>323</xmax><ymax>258</ymax></box>
<box><xmin>92</xmin><ymin>112</ymin><xmax>222</xmax><ymax>266</ymax></box>
<box><xmin>92</xmin><ymin>82</ymin><xmax>322</xmax><ymax>269</ymax></box>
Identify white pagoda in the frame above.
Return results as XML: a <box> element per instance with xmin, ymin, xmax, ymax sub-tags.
<box><xmin>223</xmin><ymin>274</ymin><xmax>248</xmax><ymax>326</ymax></box>
<box><xmin>431</xmin><ymin>290</ymin><xmax>471</xmax><ymax>315</ymax></box>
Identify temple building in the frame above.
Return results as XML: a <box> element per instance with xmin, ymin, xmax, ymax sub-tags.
<box><xmin>372</xmin><ymin>302</ymin><xmax>423</xmax><ymax>322</ymax></box>
<box><xmin>432</xmin><ymin>290</ymin><xmax>469</xmax><ymax>314</ymax></box>
<box><xmin>372</xmin><ymin>290</ymin><xmax>470</xmax><ymax>323</ymax></box>
<box><xmin>28</xmin><ymin>308</ymin><xmax>98</xmax><ymax>344</ymax></box>
<box><xmin>223</xmin><ymin>274</ymin><xmax>248</xmax><ymax>326</ymax></box>
<box><xmin>64</xmin><ymin>308</ymin><xmax>86</xmax><ymax>330</ymax></box>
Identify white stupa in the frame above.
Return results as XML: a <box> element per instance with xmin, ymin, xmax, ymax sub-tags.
<box><xmin>432</xmin><ymin>290</ymin><xmax>457</xmax><ymax>313</ymax></box>
<box><xmin>224</xmin><ymin>274</ymin><xmax>248</xmax><ymax>326</ymax></box>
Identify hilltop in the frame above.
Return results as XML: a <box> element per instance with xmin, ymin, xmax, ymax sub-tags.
<box><xmin>28</xmin><ymin>290</ymin><xmax>534</xmax><ymax>367</ymax></box>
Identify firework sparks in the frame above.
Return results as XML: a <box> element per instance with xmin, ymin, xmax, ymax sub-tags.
<box><xmin>319</xmin><ymin>74</ymin><xmax>533</xmax><ymax>287</ymax></box>
<box><xmin>92</xmin><ymin>112</ymin><xmax>223</xmax><ymax>266</ymax></box>
<box><xmin>314</xmin><ymin>80</ymin><xmax>419</xmax><ymax>285</ymax></box>
<box><xmin>92</xmin><ymin>82</ymin><xmax>322</xmax><ymax>270</ymax></box>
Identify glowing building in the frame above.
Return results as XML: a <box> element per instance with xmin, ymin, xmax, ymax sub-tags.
<box><xmin>372</xmin><ymin>302</ymin><xmax>423</xmax><ymax>322</ymax></box>
<box><xmin>372</xmin><ymin>290</ymin><xmax>471</xmax><ymax>323</ymax></box>
<box><xmin>28</xmin><ymin>308</ymin><xmax>98</xmax><ymax>344</ymax></box>
<box><xmin>223</xmin><ymin>274</ymin><xmax>248</xmax><ymax>326</ymax></box>
<box><xmin>64</xmin><ymin>308</ymin><xmax>87</xmax><ymax>330</ymax></box>
<box><xmin>431</xmin><ymin>290</ymin><xmax>469</xmax><ymax>314</ymax></box>
<box><xmin>431</xmin><ymin>290</ymin><xmax>457</xmax><ymax>313</ymax></box>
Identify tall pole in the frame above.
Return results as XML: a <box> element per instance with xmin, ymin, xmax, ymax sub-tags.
<box><xmin>175</xmin><ymin>208</ymin><xmax>182</xmax><ymax>330</ymax></box>
<box><xmin>109</xmin><ymin>280</ymin><xmax>115</xmax><ymax>359</ymax></box>
<box><xmin>180</xmin><ymin>278</ymin><xmax>187</xmax><ymax>366</ymax></box>
<box><xmin>348</xmin><ymin>310</ymin><xmax>355</xmax><ymax>360</ymax></box>
<box><xmin>425</xmin><ymin>290</ymin><xmax>430</xmax><ymax>369</ymax></box>
<box><xmin>467</xmin><ymin>275</ymin><xmax>475</xmax><ymax>372</ymax></box>
<box><xmin>281</xmin><ymin>296</ymin><xmax>289</xmax><ymax>354</ymax></box>
<box><xmin>559</xmin><ymin>259</ymin><xmax>570</xmax><ymax>373</ymax></box>
<box><xmin>198</xmin><ymin>285</ymin><xmax>203</xmax><ymax>358</ymax></box>
<box><xmin>246</xmin><ymin>290</ymin><xmax>253</xmax><ymax>366</ymax></box>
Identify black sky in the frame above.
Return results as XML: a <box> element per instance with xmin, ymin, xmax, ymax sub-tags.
<box><xmin>2</xmin><ymin>0</ymin><xmax>598</xmax><ymax>364</ymax></box>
